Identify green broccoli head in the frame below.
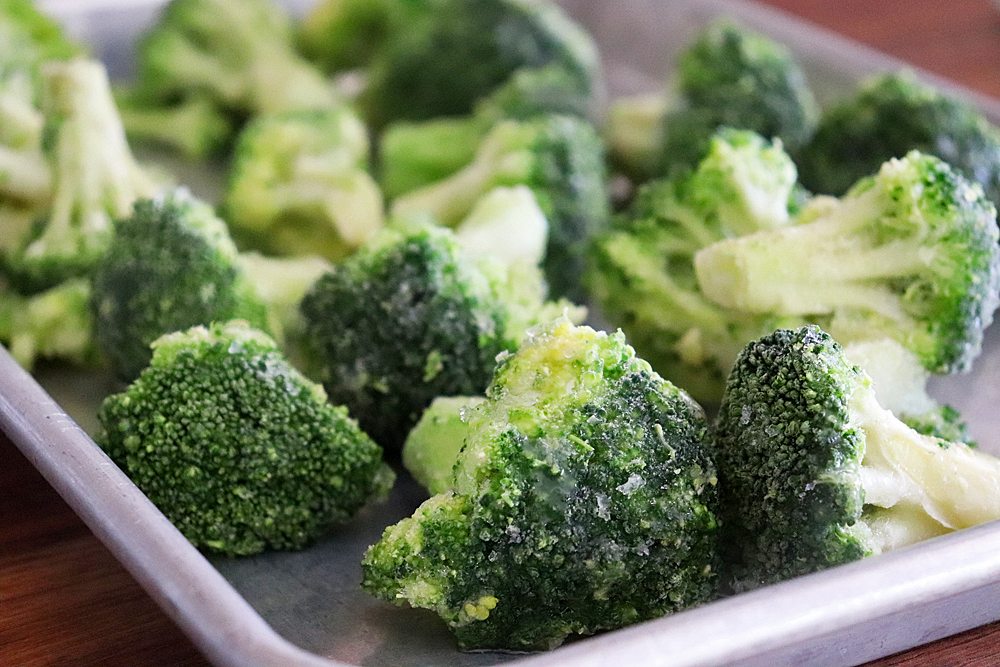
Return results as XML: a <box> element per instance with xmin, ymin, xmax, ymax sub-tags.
<box><xmin>89</xmin><ymin>188</ymin><xmax>268</xmax><ymax>382</ymax></box>
<box><xmin>391</xmin><ymin>114</ymin><xmax>610</xmax><ymax>301</ymax></box>
<box><xmin>97</xmin><ymin>320</ymin><xmax>394</xmax><ymax>556</ymax></box>
<box><xmin>363</xmin><ymin>319</ymin><xmax>719</xmax><ymax>651</ymax></box>
<box><xmin>0</xmin><ymin>275</ymin><xmax>99</xmax><ymax>371</ymax></box>
<box><xmin>660</xmin><ymin>19</ymin><xmax>819</xmax><ymax>176</ymax></box>
<box><xmin>5</xmin><ymin>58</ymin><xmax>158</xmax><ymax>293</ymax></box>
<box><xmin>222</xmin><ymin>107</ymin><xmax>383</xmax><ymax>261</ymax></box>
<box><xmin>587</xmin><ymin>128</ymin><xmax>803</xmax><ymax>403</ymax></box>
<box><xmin>695</xmin><ymin>150</ymin><xmax>1000</xmax><ymax>374</ymax></box>
<box><xmin>796</xmin><ymin>71</ymin><xmax>1000</xmax><ymax>205</ymax></box>
<box><xmin>362</xmin><ymin>0</ymin><xmax>601</xmax><ymax>128</ymax></box>
<box><xmin>133</xmin><ymin>0</ymin><xmax>337</xmax><ymax>118</ymax></box>
<box><xmin>714</xmin><ymin>326</ymin><xmax>1000</xmax><ymax>592</ymax></box>
<box><xmin>299</xmin><ymin>224</ymin><xmax>518</xmax><ymax>450</ymax></box>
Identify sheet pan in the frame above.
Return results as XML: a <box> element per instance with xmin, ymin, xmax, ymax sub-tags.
<box><xmin>6</xmin><ymin>1</ymin><xmax>1000</xmax><ymax>665</ymax></box>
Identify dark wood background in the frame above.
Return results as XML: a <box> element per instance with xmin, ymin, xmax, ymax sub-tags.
<box><xmin>5</xmin><ymin>1</ymin><xmax>1000</xmax><ymax>666</ymax></box>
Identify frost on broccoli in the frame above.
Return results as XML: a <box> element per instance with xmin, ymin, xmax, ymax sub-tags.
<box><xmin>299</xmin><ymin>224</ymin><xmax>520</xmax><ymax>450</ymax></box>
<box><xmin>714</xmin><ymin>326</ymin><xmax>1000</xmax><ymax>592</ymax></box>
<box><xmin>5</xmin><ymin>58</ymin><xmax>158</xmax><ymax>293</ymax></box>
<box><xmin>796</xmin><ymin>71</ymin><xmax>1000</xmax><ymax>206</ymax></box>
<box><xmin>362</xmin><ymin>320</ymin><xmax>718</xmax><ymax>651</ymax></box>
<box><xmin>222</xmin><ymin>107</ymin><xmax>383</xmax><ymax>261</ymax></box>
<box><xmin>587</xmin><ymin>128</ymin><xmax>803</xmax><ymax>403</ymax></box>
<box><xmin>695</xmin><ymin>150</ymin><xmax>1000</xmax><ymax>375</ymax></box>
<box><xmin>360</xmin><ymin>0</ymin><xmax>602</xmax><ymax>129</ymax></box>
<box><xmin>391</xmin><ymin>114</ymin><xmax>610</xmax><ymax>301</ymax></box>
<box><xmin>89</xmin><ymin>189</ymin><xmax>269</xmax><ymax>381</ymax></box>
<box><xmin>97</xmin><ymin>320</ymin><xmax>395</xmax><ymax>556</ymax></box>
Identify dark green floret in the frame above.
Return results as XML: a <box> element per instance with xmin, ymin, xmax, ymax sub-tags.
<box><xmin>360</xmin><ymin>0</ymin><xmax>602</xmax><ymax>129</ymax></box>
<box><xmin>695</xmin><ymin>150</ymin><xmax>1000</xmax><ymax>374</ymax></box>
<box><xmin>391</xmin><ymin>113</ymin><xmax>610</xmax><ymax>301</ymax></box>
<box><xmin>796</xmin><ymin>71</ymin><xmax>1000</xmax><ymax>205</ymax></box>
<box><xmin>89</xmin><ymin>188</ymin><xmax>268</xmax><ymax>382</ymax></box>
<box><xmin>587</xmin><ymin>128</ymin><xmax>804</xmax><ymax>403</ymax></box>
<box><xmin>714</xmin><ymin>326</ymin><xmax>1000</xmax><ymax>592</ymax></box>
<box><xmin>362</xmin><ymin>320</ymin><xmax>719</xmax><ymax>651</ymax></box>
<box><xmin>97</xmin><ymin>320</ymin><xmax>394</xmax><ymax>556</ymax></box>
<box><xmin>299</xmin><ymin>224</ymin><xmax>518</xmax><ymax>451</ymax></box>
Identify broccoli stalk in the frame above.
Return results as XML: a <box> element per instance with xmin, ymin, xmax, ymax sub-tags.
<box><xmin>97</xmin><ymin>320</ymin><xmax>395</xmax><ymax>556</ymax></box>
<box><xmin>401</xmin><ymin>395</ymin><xmax>486</xmax><ymax>496</ymax></box>
<box><xmin>363</xmin><ymin>319</ymin><xmax>719</xmax><ymax>651</ymax></box>
<box><xmin>222</xmin><ymin>107</ymin><xmax>384</xmax><ymax>261</ymax></box>
<box><xmin>115</xmin><ymin>90</ymin><xmax>233</xmax><ymax>160</ymax></box>
<box><xmin>391</xmin><ymin>114</ymin><xmax>610</xmax><ymax>300</ymax></box>
<box><xmin>6</xmin><ymin>58</ymin><xmax>158</xmax><ymax>293</ymax></box>
<box><xmin>134</xmin><ymin>0</ymin><xmax>337</xmax><ymax>116</ymax></box>
<box><xmin>695</xmin><ymin>151</ymin><xmax>1000</xmax><ymax>374</ymax></box>
<box><xmin>714</xmin><ymin>326</ymin><xmax>1000</xmax><ymax>591</ymax></box>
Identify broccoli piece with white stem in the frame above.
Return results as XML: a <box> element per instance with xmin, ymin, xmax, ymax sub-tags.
<box><xmin>695</xmin><ymin>150</ymin><xmax>1000</xmax><ymax>375</ymax></box>
<box><xmin>402</xmin><ymin>395</ymin><xmax>486</xmax><ymax>496</ymax></box>
<box><xmin>222</xmin><ymin>107</ymin><xmax>383</xmax><ymax>261</ymax></box>
<box><xmin>714</xmin><ymin>326</ymin><xmax>1000</xmax><ymax>591</ymax></box>
<box><xmin>6</xmin><ymin>58</ymin><xmax>158</xmax><ymax>294</ymax></box>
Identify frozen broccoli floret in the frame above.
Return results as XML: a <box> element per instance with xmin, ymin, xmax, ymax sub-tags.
<box><xmin>587</xmin><ymin>128</ymin><xmax>803</xmax><ymax>403</ymax></box>
<box><xmin>714</xmin><ymin>326</ymin><xmax>1000</xmax><ymax>592</ymax></box>
<box><xmin>96</xmin><ymin>320</ymin><xmax>395</xmax><ymax>556</ymax></box>
<box><xmin>0</xmin><ymin>276</ymin><xmax>98</xmax><ymax>370</ymax></box>
<box><xmin>379</xmin><ymin>62</ymin><xmax>604</xmax><ymax>199</ymax></box>
<box><xmin>89</xmin><ymin>189</ymin><xmax>269</xmax><ymax>381</ymax></box>
<box><xmin>695</xmin><ymin>151</ymin><xmax>1000</xmax><ymax>375</ymax></box>
<box><xmin>402</xmin><ymin>395</ymin><xmax>486</xmax><ymax>496</ymax></box>
<box><xmin>361</xmin><ymin>0</ymin><xmax>601</xmax><ymax>129</ymax></box>
<box><xmin>299</xmin><ymin>224</ymin><xmax>520</xmax><ymax>450</ymax></box>
<box><xmin>115</xmin><ymin>90</ymin><xmax>233</xmax><ymax>160</ymax></box>
<box><xmin>6</xmin><ymin>58</ymin><xmax>158</xmax><ymax>294</ymax></box>
<box><xmin>796</xmin><ymin>71</ymin><xmax>1000</xmax><ymax>205</ymax></box>
<box><xmin>391</xmin><ymin>114</ymin><xmax>610</xmax><ymax>300</ymax></box>
<box><xmin>297</xmin><ymin>0</ymin><xmax>431</xmax><ymax>74</ymax></box>
<box><xmin>362</xmin><ymin>319</ymin><xmax>719</xmax><ymax>651</ymax></box>
<box><xmin>222</xmin><ymin>107</ymin><xmax>383</xmax><ymax>261</ymax></box>
<box><xmin>124</xmin><ymin>0</ymin><xmax>338</xmax><ymax>154</ymax></box>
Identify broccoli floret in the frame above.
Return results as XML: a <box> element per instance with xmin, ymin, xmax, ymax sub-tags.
<box><xmin>89</xmin><ymin>189</ymin><xmax>269</xmax><ymax>382</ymax></box>
<box><xmin>695</xmin><ymin>150</ymin><xmax>1000</xmax><ymax>375</ymax></box>
<box><xmin>391</xmin><ymin>114</ymin><xmax>610</xmax><ymax>301</ymax></box>
<box><xmin>379</xmin><ymin>62</ymin><xmax>604</xmax><ymax>199</ymax></box>
<box><xmin>5</xmin><ymin>58</ymin><xmax>158</xmax><ymax>294</ymax></box>
<box><xmin>297</xmin><ymin>0</ymin><xmax>432</xmax><ymax>74</ymax></box>
<box><xmin>402</xmin><ymin>395</ymin><xmax>486</xmax><ymax>496</ymax></box>
<box><xmin>222</xmin><ymin>107</ymin><xmax>383</xmax><ymax>261</ymax></box>
<box><xmin>796</xmin><ymin>71</ymin><xmax>1000</xmax><ymax>206</ymax></box>
<box><xmin>115</xmin><ymin>90</ymin><xmax>233</xmax><ymax>160</ymax></box>
<box><xmin>714</xmin><ymin>325</ymin><xmax>1000</xmax><ymax>591</ymax></box>
<box><xmin>587</xmin><ymin>128</ymin><xmax>803</xmax><ymax>403</ymax></box>
<box><xmin>0</xmin><ymin>275</ymin><xmax>98</xmax><ymax>370</ymax></box>
<box><xmin>361</xmin><ymin>0</ymin><xmax>601</xmax><ymax>129</ymax></box>
<box><xmin>96</xmin><ymin>320</ymin><xmax>395</xmax><ymax>556</ymax></box>
<box><xmin>124</xmin><ymin>0</ymin><xmax>338</xmax><ymax>154</ymax></box>
<box><xmin>362</xmin><ymin>319</ymin><xmax>719</xmax><ymax>650</ymax></box>
<box><xmin>299</xmin><ymin>224</ymin><xmax>519</xmax><ymax>450</ymax></box>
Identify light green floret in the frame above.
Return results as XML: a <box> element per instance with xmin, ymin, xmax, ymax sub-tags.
<box><xmin>695</xmin><ymin>150</ymin><xmax>1000</xmax><ymax>374</ymax></box>
<box><xmin>363</xmin><ymin>319</ymin><xmax>719</xmax><ymax>651</ymax></box>
<box><xmin>587</xmin><ymin>128</ymin><xmax>803</xmax><ymax>403</ymax></box>
<box><xmin>714</xmin><ymin>326</ymin><xmax>1000</xmax><ymax>593</ymax></box>
<box><xmin>97</xmin><ymin>320</ymin><xmax>394</xmax><ymax>556</ymax></box>
<box><xmin>223</xmin><ymin>107</ymin><xmax>383</xmax><ymax>261</ymax></box>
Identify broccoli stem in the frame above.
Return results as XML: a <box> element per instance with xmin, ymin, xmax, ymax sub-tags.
<box><xmin>0</xmin><ymin>91</ymin><xmax>44</xmax><ymax>148</ymax></box>
<box><xmin>116</xmin><ymin>92</ymin><xmax>232</xmax><ymax>159</ymax></box>
<box><xmin>0</xmin><ymin>143</ymin><xmax>50</xmax><ymax>203</ymax></box>
<box><xmin>852</xmin><ymin>382</ymin><xmax>1000</xmax><ymax>551</ymax></box>
<box><xmin>379</xmin><ymin>115</ymin><xmax>487</xmax><ymax>200</ymax></box>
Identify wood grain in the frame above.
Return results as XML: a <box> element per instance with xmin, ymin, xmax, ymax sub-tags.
<box><xmin>4</xmin><ymin>1</ymin><xmax>1000</xmax><ymax>666</ymax></box>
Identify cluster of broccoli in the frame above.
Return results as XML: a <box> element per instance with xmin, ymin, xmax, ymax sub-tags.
<box><xmin>7</xmin><ymin>0</ymin><xmax>1000</xmax><ymax>658</ymax></box>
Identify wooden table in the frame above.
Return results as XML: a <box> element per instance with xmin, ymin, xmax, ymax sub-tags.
<box><xmin>4</xmin><ymin>1</ymin><xmax>1000</xmax><ymax>666</ymax></box>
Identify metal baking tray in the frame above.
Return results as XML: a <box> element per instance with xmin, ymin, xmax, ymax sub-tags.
<box><xmin>5</xmin><ymin>1</ymin><xmax>1000</xmax><ymax>666</ymax></box>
